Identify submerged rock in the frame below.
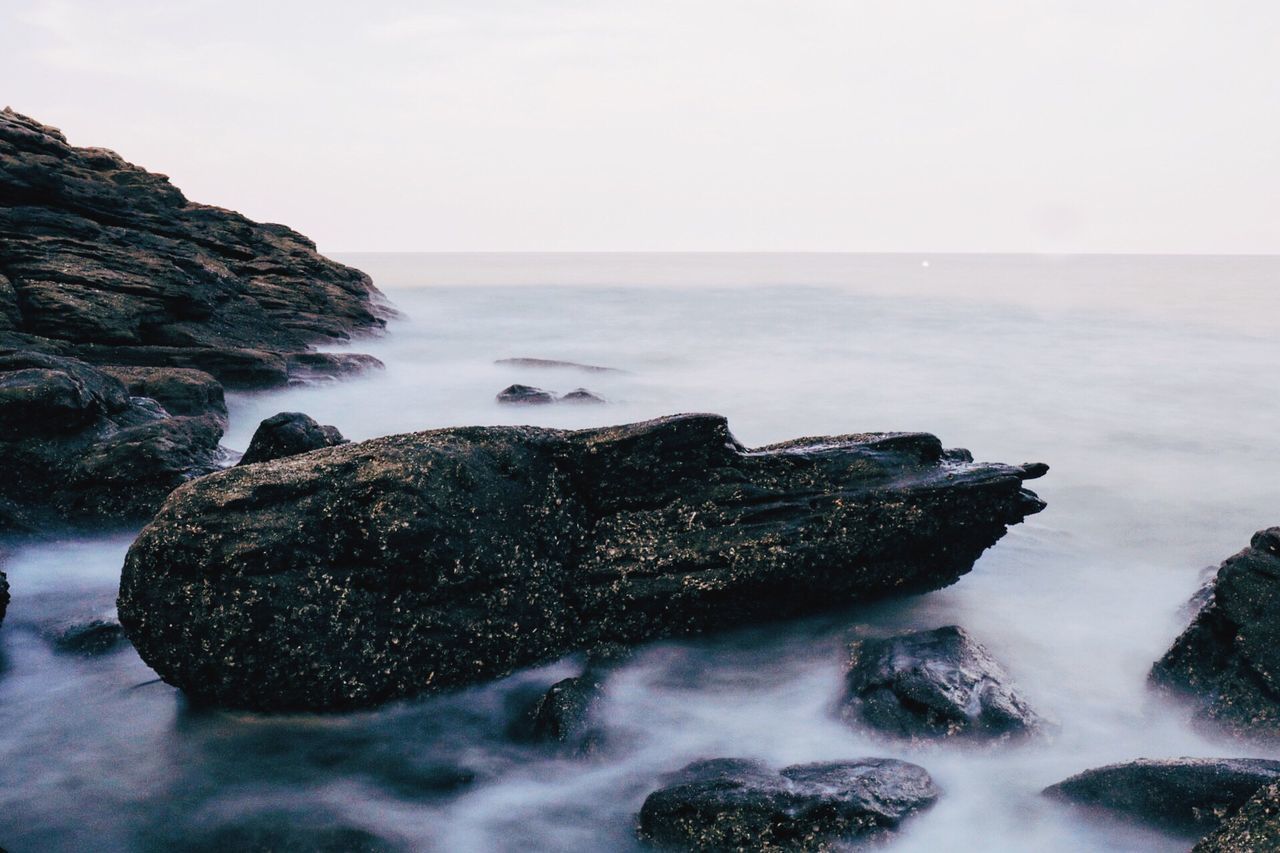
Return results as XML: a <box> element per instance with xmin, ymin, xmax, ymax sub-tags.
<box><xmin>636</xmin><ymin>757</ymin><xmax>939</xmax><ymax>850</ymax></box>
<box><xmin>840</xmin><ymin>625</ymin><xmax>1043</xmax><ymax>741</ymax></box>
<box><xmin>0</xmin><ymin>351</ymin><xmax>224</xmax><ymax>529</ymax></box>
<box><xmin>45</xmin><ymin>616</ymin><xmax>128</xmax><ymax>656</ymax></box>
<box><xmin>496</xmin><ymin>384</ymin><xmax>556</xmax><ymax>405</ymax></box>
<box><xmin>97</xmin><ymin>366</ymin><xmax>226</xmax><ymax>420</ymax></box>
<box><xmin>237</xmin><ymin>412</ymin><xmax>346</xmax><ymax>466</ymax></box>
<box><xmin>561</xmin><ymin>388</ymin><xmax>606</xmax><ymax>404</ymax></box>
<box><xmin>118</xmin><ymin>413</ymin><xmax>1046</xmax><ymax>711</ymax></box>
<box><xmin>1151</xmin><ymin>528</ymin><xmax>1280</xmax><ymax>739</ymax></box>
<box><xmin>512</xmin><ymin>674</ymin><xmax>605</xmax><ymax>752</ymax></box>
<box><xmin>0</xmin><ymin>108</ymin><xmax>389</xmax><ymax>389</ymax></box>
<box><xmin>1044</xmin><ymin>758</ymin><xmax>1280</xmax><ymax>833</ymax></box>
<box><xmin>495</xmin><ymin>357</ymin><xmax>622</xmax><ymax>373</ymax></box>
<box><xmin>1194</xmin><ymin>781</ymin><xmax>1280</xmax><ymax>852</ymax></box>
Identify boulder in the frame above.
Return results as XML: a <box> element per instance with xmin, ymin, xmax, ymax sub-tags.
<box><xmin>238</xmin><ymin>412</ymin><xmax>346</xmax><ymax>466</ymax></box>
<box><xmin>636</xmin><ymin>757</ymin><xmax>938</xmax><ymax>850</ymax></box>
<box><xmin>118</xmin><ymin>414</ymin><xmax>1046</xmax><ymax>711</ymax></box>
<box><xmin>1044</xmin><ymin>758</ymin><xmax>1280</xmax><ymax>833</ymax></box>
<box><xmin>97</xmin><ymin>366</ymin><xmax>226</xmax><ymax>420</ymax></box>
<box><xmin>840</xmin><ymin>625</ymin><xmax>1043</xmax><ymax>741</ymax></box>
<box><xmin>1151</xmin><ymin>528</ymin><xmax>1280</xmax><ymax>739</ymax></box>
<box><xmin>0</xmin><ymin>351</ymin><xmax>224</xmax><ymax>529</ymax></box>
<box><xmin>496</xmin><ymin>384</ymin><xmax>556</xmax><ymax>405</ymax></box>
<box><xmin>0</xmin><ymin>108</ymin><xmax>389</xmax><ymax>388</ymax></box>
<box><xmin>1194</xmin><ymin>782</ymin><xmax>1280</xmax><ymax>852</ymax></box>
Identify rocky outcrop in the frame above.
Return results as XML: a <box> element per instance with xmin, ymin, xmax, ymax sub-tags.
<box><xmin>636</xmin><ymin>757</ymin><xmax>939</xmax><ymax>850</ymax></box>
<box><xmin>237</xmin><ymin>412</ymin><xmax>346</xmax><ymax>466</ymax></box>
<box><xmin>97</xmin><ymin>365</ymin><xmax>226</xmax><ymax>420</ymax></box>
<box><xmin>1044</xmin><ymin>758</ymin><xmax>1280</xmax><ymax>833</ymax></box>
<box><xmin>0</xmin><ymin>351</ymin><xmax>223</xmax><ymax>530</ymax></box>
<box><xmin>1194</xmin><ymin>782</ymin><xmax>1280</xmax><ymax>852</ymax></box>
<box><xmin>840</xmin><ymin>626</ymin><xmax>1044</xmax><ymax>742</ymax></box>
<box><xmin>118</xmin><ymin>413</ymin><xmax>1046</xmax><ymax>711</ymax></box>
<box><xmin>0</xmin><ymin>108</ymin><xmax>389</xmax><ymax>388</ymax></box>
<box><xmin>1151</xmin><ymin>528</ymin><xmax>1280</xmax><ymax>739</ymax></box>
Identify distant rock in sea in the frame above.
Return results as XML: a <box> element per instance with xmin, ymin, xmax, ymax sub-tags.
<box><xmin>496</xmin><ymin>384</ymin><xmax>606</xmax><ymax>405</ymax></box>
<box><xmin>118</xmin><ymin>413</ymin><xmax>1046</xmax><ymax>711</ymax></box>
<box><xmin>495</xmin><ymin>357</ymin><xmax>623</xmax><ymax>373</ymax></box>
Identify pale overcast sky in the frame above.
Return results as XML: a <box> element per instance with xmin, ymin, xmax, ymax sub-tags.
<box><xmin>4</xmin><ymin>1</ymin><xmax>1278</xmax><ymax>253</ymax></box>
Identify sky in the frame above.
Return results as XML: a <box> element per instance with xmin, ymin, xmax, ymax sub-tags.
<box><xmin>3</xmin><ymin>1</ymin><xmax>1278</xmax><ymax>253</ymax></box>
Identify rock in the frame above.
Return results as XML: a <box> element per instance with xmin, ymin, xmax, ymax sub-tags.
<box><xmin>496</xmin><ymin>384</ymin><xmax>556</xmax><ymax>404</ymax></box>
<box><xmin>561</xmin><ymin>388</ymin><xmax>606</xmax><ymax>404</ymax></box>
<box><xmin>1194</xmin><ymin>782</ymin><xmax>1280</xmax><ymax>852</ymax></box>
<box><xmin>1044</xmin><ymin>758</ymin><xmax>1280</xmax><ymax>833</ymax></box>
<box><xmin>0</xmin><ymin>351</ymin><xmax>224</xmax><ymax>529</ymax></box>
<box><xmin>636</xmin><ymin>757</ymin><xmax>939</xmax><ymax>850</ymax></box>
<box><xmin>285</xmin><ymin>352</ymin><xmax>385</xmax><ymax>385</ymax></box>
<box><xmin>513</xmin><ymin>675</ymin><xmax>605</xmax><ymax>751</ymax></box>
<box><xmin>495</xmin><ymin>357</ymin><xmax>622</xmax><ymax>373</ymax></box>
<box><xmin>45</xmin><ymin>616</ymin><xmax>128</xmax><ymax>656</ymax></box>
<box><xmin>238</xmin><ymin>412</ymin><xmax>346</xmax><ymax>466</ymax></box>
<box><xmin>118</xmin><ymin>414</ymin><xmax>1046</xmax><ymax>711</ymax></box>
<box><xmin>840</xmin><ymin>625</ymin><xmax>1043</xmax><ymax>741</ymax></box>
<box><xmin>0</xmin><ymin>566</ymin><xmax>8</xmax><ymax>627</ymax></box>
<box><xmin>0</xmin><ymin>108</ymin><xmax>389</xmax><ymax>388</ymax></box>
<box><xmin>1151</xmin><ymin>528</ymin><xmax>1280</xmax><ymax>739</ymax></box>
<box><xmin>97</xmin><ymin>366</ymin><xmax>226</xmax><ymax>420</ymax></box>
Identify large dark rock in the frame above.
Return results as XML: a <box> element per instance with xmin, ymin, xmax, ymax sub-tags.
<box><xmin>0</xmin><ymin>108</ymin><xmax>389</xmax><ymax>388</ymax></box>
<box><xmin>118</xmin><ymin>413</ymin><xmax>1046</xmax><ymax>711</ymax></box>
<box><xmin>0</xmin><ymin>351</ymin><xmax>224</xmax><ymax>529</ymax></box>
<box><xmin>237</xmin><ymin>412</ymin><xmax>346</xmax><ymax>466</ymax></box>
<box><xmin>1151</xmin><ymin>528</ymin><xmax>1280</xmax><ymax>739</ymax></box>
<box><xmin>840</xmin><ymin>625</ymin><xmax>1043</xmax><ymax>741</ymax></box>
<box><xmin>1044</xmin><ymin>758</ymin><xmax>1280</xmax><ymax>833</ymax></box>
<box><xmin>97</xmin><ymin>365</ymin><xmax>226</xmax><ymax>420</ymax></box>
<box><xmin>1194</xmin><ymin>781</ymin><xmax>1280</xmax><ymax>852</ymax></box>
<box><xmin>636</xmin><ymin>757</ymin><xmax>939</xmax><ymax>850</ymax></box>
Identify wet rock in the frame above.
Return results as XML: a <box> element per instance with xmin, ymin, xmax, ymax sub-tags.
<box><xmin>496</xmin><ymin>384</ymin><xmax>556</xmax><ymax>404</ymax></box>
<box><xmin>286</xmin><ymin>351</ymin><xmax>385</xmax><ymax>385</ymax></box>
<box><xmin>0</xmin><ymin>351</ymin><xmax>224</xmax><ymax>529</ymax></box>
<box><xmin>840</xmin><ymin>625</ymin><xmax>1043</xmax><ymax>741</ymax></box>
<box><xmin>237</xmin><ymin>412</ymin><xmax>346</xmax><ymax>466</ymax></box>
<box><xmin>45</xmin><ymin>615</ymin><xmax>128</xmax><ymax>656</ymax></box>
<box><xmin>0</xmin><ymin>108</ymin><xmax>389</xmax><ymax>389</ymax></box>
<box><xmin>1194</xmin><ymin>781</ymin><xmax>1280</xmax><ymax>852</ymax></box>
<box><xmin>1151</xmin><ymin>528</ymin><xmax>1280</xmax><ymax>739</ymax></box>
<box><xmin>118</xmin><ymin>413</ymin><xmax>1046</xmax><ymax>711</ymax></box>
<box><xmin>561</xmin><ymin>388</ymin><xmax>606</xmax><ymax>404</ymax></box>
<box><xmin>495</xmin><ymin>357</ymin><xmax>622</xmax><ymax>373</ymax></box>
<box><xmin>512</xmin><ymin>675</ymin><xmax>605</xmax><ymax>751</ymax></box>
<box><xmin>0</xmin><ymin>566</ymin><xmax>8</xmax><ymax>626</ymax></box>
<box><xmin>97</xmin><ymin>366</ymin><xmax>226</xmax><ymax>420</ymax></box>
<box><xmin>637</xmin><ymin>757</ymin><xmax>939</xmax><ymax>850</ymax></box>
<box><xmin>1044</xmin><ymin>758</ymin><xmax>1280</xmax><ymax>833</ymax></box>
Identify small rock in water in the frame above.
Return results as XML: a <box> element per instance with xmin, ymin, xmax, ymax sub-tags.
<box><xmin>495</xmin><ymin>357</ymin><xmax>622</xmax><ymax>373</ymax></box>
<box><xmin>238</xmin><ymin>412</ymin><xmax>346</xmax><ymax>465</ymax></box>
<box><xmin>637</xmin><ymin>757</ymin><xmax>939</xmax><ymax>850</ymax></box>
<box><xmin>1044</xmin><ymin>758</ymin><xmax>1280</xmax><ymax>833</ymax></box>
<box><xmin>840</xmin><ymin>625</ymin><xmax>1044</xmax><ymax>741</ymax></box>
<box><xmin>1194</xmin><ymin>781</ymin><xmax>1280</xmax><ymax>852</ymax></box>
<box><xmin>0</xmin><ymin>566</ymin><xmax>8</xmax><ymax>627</ymax></box>
<box><xmin>495</xmin><ymin>384</ymin><xmax>556</xmax><ymax>405</ymax></box>
<box><xmin>512</xmin><ymin>675</ymin><xmax>605</xmax><ymax>753</ymax></box>
<box><xmin>560</xmin><ymin>388</ymin><xmax>605</xmax><ymax>404</ymax></box>
<box><xmin>48</xmin><ymin>617</ymin><xmax>128</xmax><ymax>656</ymax></box>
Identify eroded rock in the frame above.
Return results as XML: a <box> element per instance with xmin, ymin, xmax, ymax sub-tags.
<box><xmin>237</xmin><ymin>412</ymin><xmax>346</xmax><ymax>466</ymax></box>
<box><xmin>97</xmin><ymin>366</ymin><xmax>226</xmax><ymax>420</ymax></box>
<box><xmin>118</xmin><ymin>414</ymin><xmax>1046</xmax><ymax>711</ymax></box>
<box><xmin>840</xmin><ymin>625</ymin><xmax>1044</xmax><ymax>741</ymax></box>
<box><xmin>636</xmin><ymin>757</ymin><xmax>939</xmax><ymax>850</ymax></box>
<box><xmin>1194</xmin><ymin>781</ymin><xmax>1280</xmax><ymax>852</ymax></box>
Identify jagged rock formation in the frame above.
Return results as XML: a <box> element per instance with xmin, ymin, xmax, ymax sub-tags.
<box><xmin>118</xmin><ymin>414</ymin><xmax>1046</xmax><ymax>711</ymax></box>
<box><xmin>237</xmin><ymin>412</ymin><xmax>346</xmax><ymax>466</ymax></box>
<box><xmin>1194</xmin><ymin>782</ymin><xmax>1280</xmax><ymax>852</ymax></box>
<box><xmin>0</xmin><ymin>108</ymin><xmax>389</xmax><ymax>388</ymax></box>
<box><xmin>840</xmin><ymin>625</ymin><xmax>1044</xmax><ymax>741</ymax></box>
<box><xmin>636</xmin><ymin>757</ymin><xmax>938</xmax><ymax>850</ymax></box>
<box><xmin>1151</xmin><ymin>528</ymin><xmax>1280</xmax><ymax>739</ymax></box>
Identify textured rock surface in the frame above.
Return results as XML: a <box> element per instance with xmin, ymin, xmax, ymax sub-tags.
<box><xmin>0</xmin><ymin>108</ymin><xmax>388</xmax><ymax>388</ymax></box>
<box><xmin>496</xmin><ymin>383</ymin><xmax>555</xmax><ymax>404</ymax></box>
<box><xmin>841</xmin><ymin>625</ymin><xmax>1043</xmax><ymax>741</ymax></box>
<box><xmin>636</xmin><ymin>757</ymin><xmax>939</xmax><ymax>850</ymax></box>
<box><xmin>97</xmin><ymin>365</ymin><xmax>226</xmax><ymax>420</ymax></box>
<box><xmin>1194</xmin><ymin>782</ymin><xmax>1280</xmax><ymax>852</ymax></box>
<box><xmin>512</xmin><ymin>674</ymin><xmax>605</xmax><ymax>751</ymax></box>
<box><xmin>1151</xmin><ymin>528</ymin><xmax>1280</xmax><ymax>739</ymax></box>
<box><xmin>118</xmin><ymin>413</ymin><xmax>1046</xmax><ymax>711</ymax></box>
<box><xmin>237</xmin><ymin>412</ymin><xmax>346</xmax><ymax>466</ymax></box>
<box><xmin>1044</xmin><ymin>758</ymin><xmax>1280</xmax><ymax>833</ymax></box>
<box><xmin>0</xmin><ymin>351</ymin><xmax>224</xmax><ymax>530</ymax></box>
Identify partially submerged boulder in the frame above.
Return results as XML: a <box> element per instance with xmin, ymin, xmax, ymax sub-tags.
<box><xmin>636</xmin><ymin>757</ymin><xmax>939</xmax><ymax>850</ymax></box>
<box><xmin>44</xmin><ymin>615</ymin><xmax>128</xmax><ymax>656</ymax></box>
<box><xmin>840</xmin><ymin>625</ymin><xmax>1044</xmax><ymax>741</ymax></box>
<box><xmin>1044</xmin><ymin>758</ymin><xmax>1280</xmax><ymax>833</ymax></box>
<box><xmin>118</xmin><ymin>414</ymin><xmax>1046</xmax><ymax>711</ymax></box>
<box><xmin>0</xmin><ymin>351</ymin><xmax>223</xmax><ymax>530</ymax></box>
<box><xmin>496</xmin><ymin>384</ymin><xmax>556</xmax><ymax>405</ymax></box>
<box><xmin>238</xmin><ymin>412</ymin><xmax>346</xmax><ymax>466</ymax></box>
<box><xmin>511</xmin><ymin>674</ymin><xmax>605</xmax><ymax>752</ymax></box>
<box><xmin>1151</xmin><ymin>528</ymin><xmax>1280</xmax><ymax>739</ymax></box>
<box><xmin>1194</xmin><ymin>781</ymin><xmax>1280</xmax><ymax>852</ymax></box>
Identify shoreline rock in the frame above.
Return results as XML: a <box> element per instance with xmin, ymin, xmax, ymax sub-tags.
<box><xmin>1150</xmin><ymin>528</ymin><xmax>1280</xmax><ymax>739</ymax></box>
<box><xmin>118</xmin><ymin>413</ymin><xmax>1045</xmax><ymax>711</ymax></box>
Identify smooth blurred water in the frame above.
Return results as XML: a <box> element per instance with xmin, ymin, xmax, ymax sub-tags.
<box><xmin>2</xmin><ymin>253</ymin><xmax>1279</xmax><ymax>851</ymax></box>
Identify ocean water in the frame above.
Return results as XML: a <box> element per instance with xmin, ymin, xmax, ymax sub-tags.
<box><xmin>2</xmin><ymin>253</ymin><xmax>1279</xmax><ymax>851</ymax></box>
